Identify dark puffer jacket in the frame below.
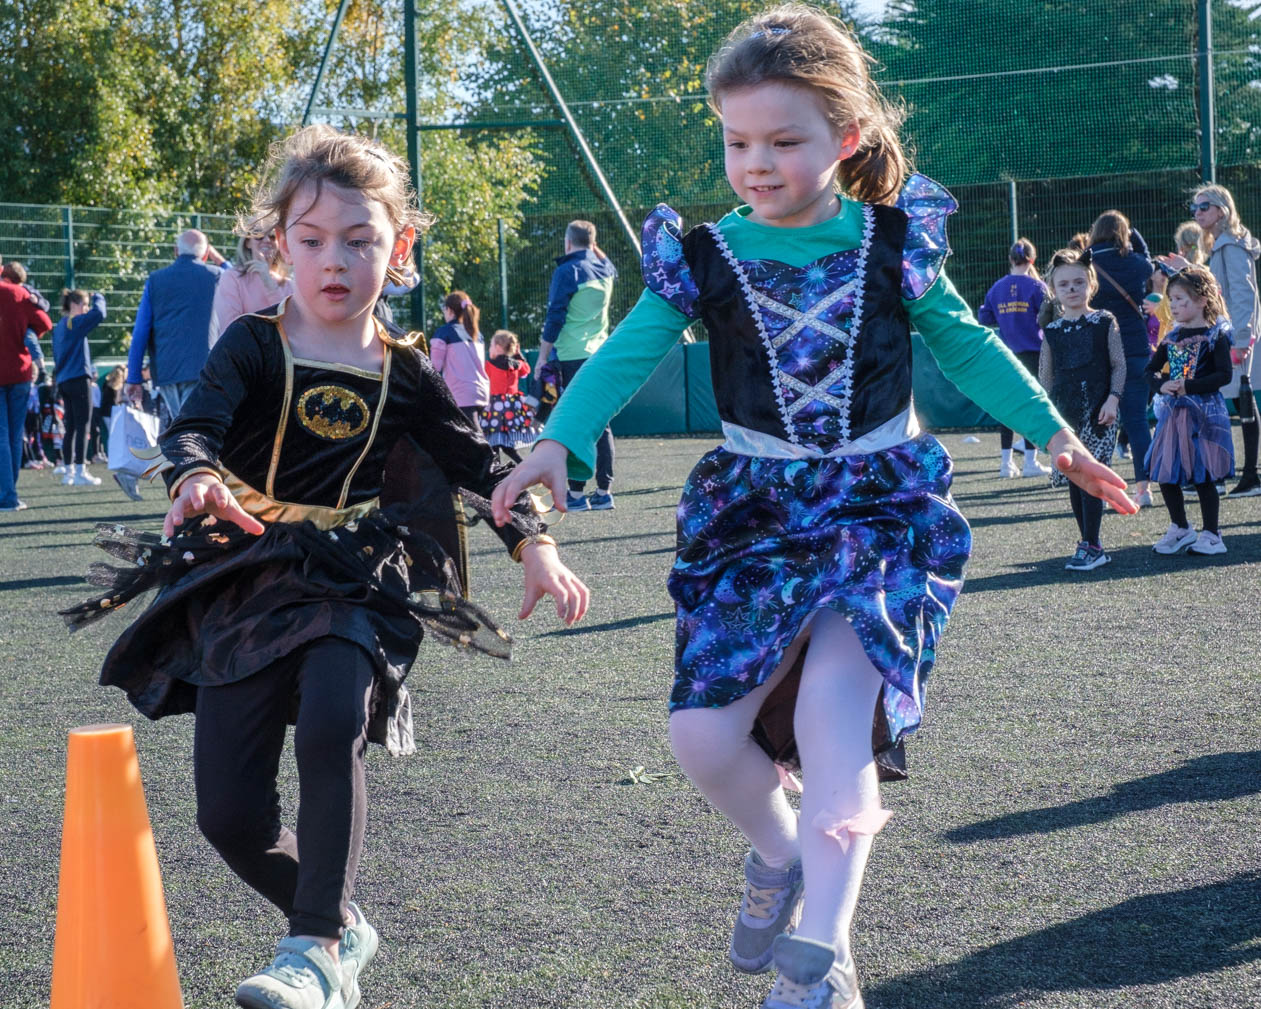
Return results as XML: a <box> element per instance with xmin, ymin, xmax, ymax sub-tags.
<box><xmin>1089</xmin><ymin>229</ymin><xmax>1154</xmax><ymax>358</ymax></box>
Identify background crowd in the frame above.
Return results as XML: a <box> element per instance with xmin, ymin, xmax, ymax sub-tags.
<box><xmin>3</xmin><ymin>188</ymin><xmax>1258</xmax><ymax>579</ymax></box>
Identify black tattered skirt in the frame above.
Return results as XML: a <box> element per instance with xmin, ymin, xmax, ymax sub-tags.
<box><xmin>62</xmin><ymin>507</ymin><xmax>510</xmax><ymax>754</ymax></box>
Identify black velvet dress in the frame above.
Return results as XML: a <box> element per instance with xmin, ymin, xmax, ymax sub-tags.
<box><xmin>63</xmin><ymin>308</ymin><xmax>544</xmax><ymax>753</ymax></box>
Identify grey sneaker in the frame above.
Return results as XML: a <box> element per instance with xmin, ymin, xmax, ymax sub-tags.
<box><xmin>761</xmin><ymin>934</ymin><xmax>864</xmax><ymax>1009</ymax></box>
<box><xmin>235</xmin><ymin>937</ymin><xmax>346</xmax><ymax>1009</ymax></box>
<box><xmin>113</xmin><ymin>471</ymin><xmax>143</xmax><ymax>502</ymax></box>
<box><xmin>730</xmin><ymin>849</ymin><xmax>804</xmax><ymax>974</ymax></box>
<box><xmin>338</xmin><ymin>903</ymin><xmax>379</xmax><ymax>1009</ymax></box>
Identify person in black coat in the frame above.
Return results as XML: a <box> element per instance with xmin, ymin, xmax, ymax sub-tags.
<box><xmin>1087</xmin><ymin>210</ymin><xmax>1156</xmax><ymax>506</ymax></box>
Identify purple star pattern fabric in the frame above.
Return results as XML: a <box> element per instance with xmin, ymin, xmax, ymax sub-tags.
<box><xmin>668</xmin><ymin>435</ymin><xmax>970</xmax><ymax>748</ymax></box>
<box><xmin>895</xmin><ymin>173</ymin><xmax>958</xmax><ymax>301</ymax></box>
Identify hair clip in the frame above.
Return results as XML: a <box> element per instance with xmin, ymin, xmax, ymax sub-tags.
<box><xmin>750</xmin><ymin>25</ymin><xmax>791</xmax><ymax>39</ymax></box>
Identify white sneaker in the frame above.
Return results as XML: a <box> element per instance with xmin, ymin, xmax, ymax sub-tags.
<box><xmin>1153</xmin><ymin>524</ymin><xmax>1197</xmax><ymax>555</ymax></box>
<box><xmin>71</xmin><ymin>467</ymin><xmax>102</xmax><ymax>486</ymax></box>
<box><xmin>1135</xmin><ymin>488</ymin><xmax>1154</xmax><ymax>508</ymax></box>
<box><xmin>1188</xmin><ymin>530</ymin><xmax>1227</xmax><ymax>555</ymax></box>
<box><xmin>61</xmin><ymin>471</ymin><xmax>75</xmax><ymax>485</ymax></box>
<box><xmin>999</xmin><ymin>459</ymin><xmax>1019</xmax><ymax>478</ymax></box>
<box><xmin>52</xmin><ymin>464</ymin><xmax>66</xmax><ymax>474</ymax></box>
<box><xmin>235</xmin><ymin>938</ymin><xmax>346</xmax><ymax>1009</ymax></box>
<box><xmin>1021</xmin><ymin>457</ymin><xmax>1052</xmax><ymax>477</ymax></box>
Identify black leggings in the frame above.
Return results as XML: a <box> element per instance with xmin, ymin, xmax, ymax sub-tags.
<box><xmin>193</xmin><ymin>638</ymin><xmax>375</xmax><ymax>939</ymax></box>
<box><xmin>1068</xmin><ymin>483</ymin><xmax>1103</xmax><ymax>547</ymax></box>
<box><xmin>999</xmin><ymin>352</ymin><xmax>1042</xmax><ymax>450</ymax></box>
<box><xmin>495</xmin><ymin>445</ymin><xmax>523</xmax><ymax>465</ymax></box>
<box><xmin>1236</xmin><ymin>376</ymin><xmax>1258</xmax><ymax>476</ymax></box>
<box><xmin>1161</xmin><ymin>482</ymin><xmax>1220</xmax><ymax>534</ymax></box>
<box><xmin>60</xmin><ymin>376</ymin><xmax>91</xmax><ymax>466</ymax></box>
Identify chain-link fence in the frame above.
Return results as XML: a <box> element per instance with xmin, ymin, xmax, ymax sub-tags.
<box><xmin>5</xmin><ymin>0</ymin><xmax>1260</xmax><ymax>361</ymax></box>
<box><xmin>2</xmin><ymin>165</ymin><xmax>1252</xmax><ymax>361</ymax></box>
<box><xmin>0</xmin><ymin>205</ymin><xmax>236</xmax><ymax>362</ymax></box>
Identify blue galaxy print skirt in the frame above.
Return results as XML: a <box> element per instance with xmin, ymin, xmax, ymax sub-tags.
<box><xmin>1146</xmin><ymin>392</ymin><xmax>1235</xmax><ymax>486</ymax></box>
<box><xmin>667</xmin><ymin>434</ymin><xmax>971</xmax><ymax>751</ymax></box>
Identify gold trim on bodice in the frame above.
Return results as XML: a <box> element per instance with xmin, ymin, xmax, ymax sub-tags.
<box><xmin>272</xmin><ymin>308</ymin><xmax>393</xmax><ymax>510</ymax></box>
<box><xmin>221</xmin><ymin>471</ymin><xmax>379</xmax><ymax>531</ymax></box>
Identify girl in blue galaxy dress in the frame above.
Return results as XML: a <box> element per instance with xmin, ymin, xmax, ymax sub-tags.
<box><xmin>493</xmin><ymin>7</ymin><xmax>1133</xmax><ymax>1007</ymax></box>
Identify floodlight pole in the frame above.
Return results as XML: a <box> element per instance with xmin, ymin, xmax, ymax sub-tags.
<box><xmin>500</xmin><ymin>0</ymin><xmax>640</xmax><ymax>255</ymax></box>
<box><xmin>1197</xmin><ymin>0</ymin><xmax>1215</xmax><ymax>183</ymax></box>
<box><xmin>404</xmin><ymin>0</ymin><xmax>426</xmax><ymax>328</ymax></box>
<box><xmin>303</xmin><ymin>0</ymin><xmax>353</xmax><ymax>127</ymax></box>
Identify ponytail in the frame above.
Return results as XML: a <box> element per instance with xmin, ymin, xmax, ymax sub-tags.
<box><xmin>444</xmin><ymin>290</ymin><xmax>480</xmax><ymax>341</ymax></box>
<box><xmin>1009</xmin><ymin>237</ymin><xmax>1040</xmax><ymax>282</ymax></box>
<box><xmin>836</xmin><ymin>121</ymin><xmax>908</xmax><ymax>206</ymax></box>
<box><xmin>61</xmin><ymin>288</ymin><xmax>89</xmax><ymax>314</ymax></box>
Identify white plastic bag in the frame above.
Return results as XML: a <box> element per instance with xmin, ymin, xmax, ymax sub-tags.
<box><xmin>107</xmin><ymin>404</ymin><xmax>159</xmax><ymax>477</ymax></box>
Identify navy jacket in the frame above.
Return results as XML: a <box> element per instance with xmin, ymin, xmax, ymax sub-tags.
<box><xmin>52</xmin><ymin>293</ymin><xmax>107</xmax><ymax>382</ymax></box>
<box><xmin>1089</xmin><ymin>230</ymin><xmax>1154</xmax><ymax>358</ymax></box>
<box><xmin>127</xmin><ymin>254</ymin><xmax>222</xmax><ymax>385</ymax></box>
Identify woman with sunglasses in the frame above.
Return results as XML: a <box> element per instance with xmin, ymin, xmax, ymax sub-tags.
<box><xmin>1161</xmin><ymin>186</ymin><xmax>1261</xmax><ymax>497</ymax></box>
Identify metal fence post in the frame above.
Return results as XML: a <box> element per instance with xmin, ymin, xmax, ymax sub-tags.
<box><xmin>1197</xmin><ymin>0</ymin><xmax>1216</xmax><ymax>182</ymax></box>
<box><xmin>497</xmin><ymin>218</ymin><xmax>509</xmax><ymax>330</ymax></box>
<box><xmin>62</xmin><ymin>206</ymin><xmax>76</xmax><ymax>288</ymax></box>
<box><xmin>1008</xmin><ymin>180</ymin><xmax>1018</xmax><ymax>246</ymax></box>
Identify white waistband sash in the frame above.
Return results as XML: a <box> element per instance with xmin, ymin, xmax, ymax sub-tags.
<box><xmin>720</xmin><ymin>406</ymin><xmax>920</xmax><ymax>460</ymax></box>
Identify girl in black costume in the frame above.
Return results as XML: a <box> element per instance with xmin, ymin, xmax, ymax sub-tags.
<box><xmin>1038</xmin><ymin>247</ymin><xmax>1126</xmax><ymax>571</ymax></box>
<box><xmin>63</xmin><ymin>126</ymin><xmax>589</xmax><ymax>1009</ymax></box>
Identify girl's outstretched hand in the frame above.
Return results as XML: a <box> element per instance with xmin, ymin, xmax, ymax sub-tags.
<box><xmin>519</xmin><ymin>542</ymin><xmax>589</xmax><ymax>625</ymax></box>
<box><xmin>492</xmin><ymin>439</ymin><xmax>569</xmax><ymax>526</ymax></box>
<box><xmin>165</xmin><ymin>473</ymin><xmax>266</xmax><ymax>539</ymax></box>
<box><xmin>1047</xmin><ymin>429</ymin><xmax>1138</xmax><ymax>515</ymax></box>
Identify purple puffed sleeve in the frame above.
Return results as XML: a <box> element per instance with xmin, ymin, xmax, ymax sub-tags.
<box><xmin>895</xmin><ymin>173</ymin><xmax>959</xmax><ymax>301</ymax></box>
<box><xmin>641</xmin><ymin>204</ymin><xmax>701</xmax><ymax>319</ymax></box>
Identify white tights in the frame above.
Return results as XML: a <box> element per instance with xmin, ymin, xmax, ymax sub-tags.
<box><xmin>669</xmin><ymin>609</ymin><xmax>886</xmax><ymax>962</ymax></box>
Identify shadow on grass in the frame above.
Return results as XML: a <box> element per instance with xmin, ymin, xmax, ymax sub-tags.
<box><xmin>540</xmin><ymin>611</ymin><xmax>674</xmax><ymax>637</ymax></box>
<box><xmin>964</xmin><ymin>510</ymin><xmax>1064</xmax><ymax>529</ymax></box>
<box><xmin>0</xmin><ymin>575</ymin><xmax>84</xmax><ymax>592</ymax></box>
<box><xmin>962</xmin><ymin>534</ymin><xmax>1261</xmax><ymax>593</ymax></box>
<box><xmin>0</xmin><ymin>512</ymin><xmax>156</xmax><ymax>530</ymax></box>
<box><xmin>945</xmin><ymin>751</ymin><xmax>1261</xmax><ymax>843</ymax></box>
<box><xmin>865</xmin><ymin>872</ymin><xmax>1261</xmax><ymax>1008</ymax></box>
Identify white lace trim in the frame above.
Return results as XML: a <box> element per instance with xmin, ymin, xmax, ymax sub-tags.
<box><xmin>706</xmin><ymin>223</ymin><xmax>799</xmax><ymax>444</ymax></box>
<box><xmin>837</xmin><ymin>204</ymin><xmax>876</xmax><ymax>442</ymax></box>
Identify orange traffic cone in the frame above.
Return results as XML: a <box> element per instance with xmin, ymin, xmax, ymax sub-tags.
<box><xmin>51</xmin><ymin>723</ymin><xmax>183</xmax><ymax>1009</ymax></box>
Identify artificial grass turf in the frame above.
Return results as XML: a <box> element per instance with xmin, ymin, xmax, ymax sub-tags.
<box><xmin>0</xmin><ymin>433</ymin><xmax>1257</xmax><ymax>1008</ymax></box>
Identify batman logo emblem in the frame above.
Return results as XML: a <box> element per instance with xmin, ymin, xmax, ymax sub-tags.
<box><xmin>296</xmin><ymin>385</ymin><xmax>370</xmax><ymax>440</ymax></box>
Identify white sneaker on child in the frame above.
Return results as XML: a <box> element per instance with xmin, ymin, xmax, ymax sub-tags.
<box><xmin>1188</xmin><ymin>530</ymin><xmax>1227</xmax><ymax>555</ymax></box>
<box><xmin>1152</xmin><ymin>524</ymin><xmax>1197</xmax><ymax>555</ymax></box>
<box><xmin>235</xmin><ymin>937</ymin><xmax>345</xmax><ymax>1009</ymax></box>
<box><xmin>71</xmin><ymin>466</ymin><xmax>102</xmax><ymax>486</ymax></box>
<box><xmin>999</xmin><ymin>459</ymin><xmax>1019</xmax><ymax>478</ymax></box>
<box><xmin>338</xmin><ymin>903</ymin><xmax>379</xmax><ymax>1009</ymax></box>
<box><xmin>1021</xmin><ymin>457</ymin><xmax>1052</xmax><ymax>477</ymax></box>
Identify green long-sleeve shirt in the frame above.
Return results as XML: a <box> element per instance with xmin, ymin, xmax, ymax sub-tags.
<box><xmin>543</xmin><ymin>199</ymin><xmax>1068</xmax><ymax>480</ymax></box>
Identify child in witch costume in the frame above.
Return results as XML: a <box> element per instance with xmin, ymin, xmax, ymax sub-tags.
<box><xmin>62</xmin><ymin>126</ymin><xmax>589</xmax><ymax>1009</ymax></box>
<box><xmin>493</xmin><ymin>7</ymin><xmax>1134</xmax><ymax>1007</ymax></box>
